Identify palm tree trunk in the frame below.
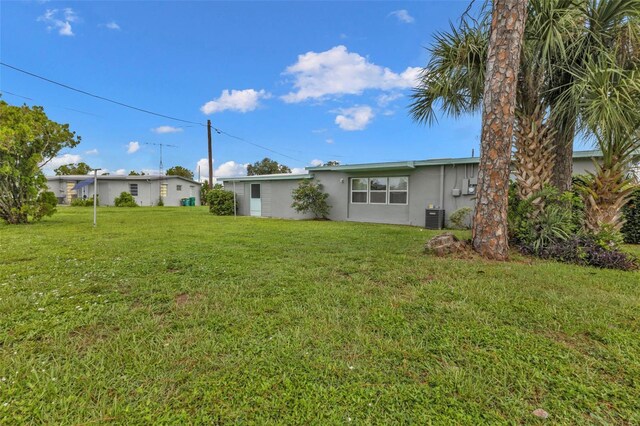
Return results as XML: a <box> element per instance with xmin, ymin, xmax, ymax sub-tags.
<box><xmin>550</xmin><ymin>121</ymin><xmax>575</xmax><ymax>192</ymax></box>
<box><xmin>513</xmin><ymin>106</ymin><xmax>555</xmax><ymax>210</ymax></box>
<box><xmin>472</xmin><ymin>0</ymin><xmax>528</xmax><ymax>260</ymax></box>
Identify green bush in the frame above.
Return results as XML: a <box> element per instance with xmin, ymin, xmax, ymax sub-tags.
<box><xmin>114</xmin><ymin>192</ymin><xmax>138</xmax><ymax>207</ymax></box>
<box><xmin>508</xmin><ymin>184</ymin><xmax>583</xmax><ymax>253</ymax></box>
<box><xmin>157</xmin><ymin>197</ymin><xmax>164</xmax><ymax>207</ymax></box>
<box><xmin>449</xmin><ymin>207</ymin><xmax>472</xmax><ymax>229</ymax></box>
<box><xmin>34</xmin><ymin>191</ymin><xmax>57</xmax><ymax>220</ymax></box>
<box><xmin>291</xmin><ymin>179</ymin><xmax>331</xmax><ymax>219</ymax></box>
<box><xmin>71</xmin><ymin>196</ymin><xmax>99</xmax><ymax>207</ymax></box>
<box><xmin>207</xmin><ymin>189</ymin><xmax>235</xmax><ymax>215</ymax></box>
<box><xmin>622</xmin><ymin>187</ymin><xmax>640</xmax><ymax>244</ymax></box>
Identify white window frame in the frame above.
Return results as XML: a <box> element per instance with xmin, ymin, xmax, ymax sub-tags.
<box><xmin>388</xmin><ymin>177</ymin><xmax>409</xmax><ymax>205</ymax></box>
<box><xmin>350</xmin><ymin>178</ymin><xmax>368</xmax><ymax>204</ymax></box>
<box><xmin>369</xmin><ymin>177</ymin><xmax>388</xmax><ymax>204</ymax></box>
<box><xmin>349</xmin><ymin>176</ymin><xmax>409</xmax><ymax>205</ymax></box>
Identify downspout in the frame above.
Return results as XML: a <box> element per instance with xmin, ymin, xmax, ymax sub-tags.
<box><xmin>439</xmin><ymin>165</ymin><xmax>445</xmax><ymax>209</ymax></box>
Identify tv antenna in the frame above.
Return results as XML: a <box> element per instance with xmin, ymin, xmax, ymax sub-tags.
<box><xmin>144</xmin><ymin>142</ymin><xmax>177</xmax><ymax>176</ymax></box>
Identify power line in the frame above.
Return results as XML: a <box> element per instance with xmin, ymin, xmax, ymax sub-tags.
<box><xmin>1</xmin><ymin>62</ymin><xmax>327</xmax><ymax>164</ymax></box>
<box><xmin>215</xmin><ymin>129</ymin><xmax>303</xmax><ymax>162</ymax></box>
<box><xmin>1</xmin><ymin>62</ymin><xmax>205</xmax><ymax>126</ymax></box>
<box><xmin>1</xmin><ymin>90</ymin><xmax>103</xmax><ymax>117</ymax></box>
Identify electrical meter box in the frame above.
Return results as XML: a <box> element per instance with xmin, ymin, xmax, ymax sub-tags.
<box><xmin>462</xmin><ymin>177</ymin><xmax>478</xmax><ymax>195</ymax></box>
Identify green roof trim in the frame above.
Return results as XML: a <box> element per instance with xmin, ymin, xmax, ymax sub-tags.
<box><xmin>306</xmin><ymin>150</ymin><xmax>603</xmax><ymax>172</ymax></box>
<box><xmin>220</xmin><ymin>173</ymin><xmax>313</xmax><ymax>182</ymax></box>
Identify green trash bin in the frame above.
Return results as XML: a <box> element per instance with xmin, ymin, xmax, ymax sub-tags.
<box><xmin>189</xmin><ymin>197</ymin><xmax>196</xmax><ymax>206</ymax></box>
<box><xmin>180</xmin><ymin>198</ymin><xmax>187</xmax><ymax>206</ymax></box>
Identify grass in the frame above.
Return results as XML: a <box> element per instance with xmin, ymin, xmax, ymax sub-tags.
<box><xmin>1</xmin><ymin>207</ymin><xmax>639</xmax><ymax>424</ymax></box>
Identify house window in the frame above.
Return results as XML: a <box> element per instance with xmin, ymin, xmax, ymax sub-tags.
<box><xmin>160</xmin><ymin>184</ymin><xmax>168</xmax><ymax>197</ymax></box>
<box><xmin>350</xmin><ymin>177</ymin><xmax>409</xmax><ymax>205</ymax></box>
<box><xmin>176</xmin><ymin>185</ymin><xmax>182</xmax><ymax>191</ymax></box>
<box><xmin>389</xmin><ymin>177</ymin><xmax>408</xmax><ymax>204</ymax></box>
<box><xmin>129</xmin><ymin>183</ymin><xmax>138</xmax><ymax>196</ymax></box>
<box><xmin>369</xmin><ymin>178</ymin><xmax>387</xmax><ymax>204</ymax></box>
<box><xmin>351</xmin><ymin>178</ymin><xmax>368</xmax><ymax>203</ymax></box>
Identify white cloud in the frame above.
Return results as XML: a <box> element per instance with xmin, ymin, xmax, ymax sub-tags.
<box><xmin>377</xmin><ymin>92</ymin><xmax>403</xmax><ymax>107</ymax></box>
<box><xmin>216</xmin><ymin>161</ymin><xmax>248</xmax><ymax>178</ymax></box>
<box><xmin>84</xmin><ymin>149</ymin><xmax>99</xmax><ymax>155</ymax></box>
<box><xmin>41</xmin><ymin>153</ymin><xmax>82</xmax><ymax>170</ymax></box>
<box><xmin>201</xmin><ymin>89</ymin><xmax>271</xmax><ymax>114</ymax></box>
<box><xmin>152</xmin><ymin>125</ymin><xmax>183</xmax><ymax>134</ymax></box>
<box><xmin>335</xmin><ymin>106</ymin><xmax>374</xmax><ymax>131</ymax></box>
<box><xmin>38</xmin><ymin>8</ymin><xmax>78</xmax><ymax>36</ymax></box>
<box><xmin>105</xmin><ymin>21</ymin><xmax>120</xmax><ymax>30</ymax></box>
<box><xmin>389</xmin><ymin>10</ymin><xmax>415</xmax><ymax>24</ymax></box>
<box><xmin>126</xmin><ymin>141</ymin><xmax>140</xmax><ymax>154</ymax></box>
<box><xmin>195</xmin><ymin>158</ymin><xmax>248</xmax><ymax>180</ymax></box>
<box><xmin>310</xmin><ymin>159</ymin><xmax>323</xmax><ymax>167</ymax></box>
<box><xmin>281</xmin><ymin>45</ymin><xmax>421</xmax><ymax>103</ymax></box>
<box><xmin>326</xmin><ymin>138</ymin><xmax>335</xmax><ymax>144</ymax></box>
<box><xmin>290</xmin><ymin>167</ymin><xmax>309</xmax><ymax>175</ymax></box>
<box><xmin>114</xmin><ymin>169</ymin><xmax>126</xmax><ymax>176</ymax></box>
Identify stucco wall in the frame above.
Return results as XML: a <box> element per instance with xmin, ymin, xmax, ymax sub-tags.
<box><xmin>222</xmin><ymin>155</ymin><xmax>601</xmax><ymax>227</ymax></box>
<box><xmin>45</xmin><ymin>177</ymin><xmax>201</xmax><ymax>207</ymax></box>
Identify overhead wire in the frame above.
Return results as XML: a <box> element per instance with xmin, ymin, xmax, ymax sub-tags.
<box><xmin>1</xmin><ymin>62</ymin><xmax>340</xmax><ymax>164</ymax></box>
<box><xmin>1</xmin><ymin>62</ymin><xmax>205</xmax><ymax>126</ymax></box>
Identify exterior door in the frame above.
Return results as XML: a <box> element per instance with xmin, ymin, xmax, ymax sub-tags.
<box><xmin>250</xmin><ymin>184</ymin><xmax>261</xmax><ymax>216</ymax></box>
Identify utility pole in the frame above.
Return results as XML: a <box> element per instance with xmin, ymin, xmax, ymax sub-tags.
<box><xmin>93</xmin><ymin>168</ymin><xmax>101</xmax><ymax>227</ymax></box>
<box><xmin>207</xmin><ymin>119</ymin><xmax>213</xmax><ymax>188</ymax></box>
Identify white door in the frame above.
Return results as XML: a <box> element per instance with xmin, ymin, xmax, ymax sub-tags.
<box><xmin>250</xmin><ymin>183</ymin><xmax>261</xmax><ymax>216</ymax></box>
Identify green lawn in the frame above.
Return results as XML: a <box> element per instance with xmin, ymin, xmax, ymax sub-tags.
<box><xmin>1</xmin><ymin>207</ymin><xmax>639</xmax><ymax>424</ymax></box>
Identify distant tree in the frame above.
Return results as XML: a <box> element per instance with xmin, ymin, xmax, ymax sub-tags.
<box><xmin>291</xmin><ymin>179</ymin><xmax>331</xmax><ymax>219</ymax></box>
<box><xmin>0</xmin><ymin>101</ymin><xmax>80</xmax><ymax>224</ymax></box>
<box><xmin>166</xmin><ymin>165</ymin><xmax>194</xmax><ymax>180</ymax></box>
<box><xmin>323</xmin><ymin>160</ymin><xmax>340</xmax><ymax>166</ymax></box>
<box><xmin>128</xmin><ymin>170</ymin><xmax>145</xmax><ymax>176</ymax></box>
<box><xmin>54</xmin><ymin>162</ymin><xmax>92</xmax><ymax>175</ymax></box>
<box><xmin>247</xmin><ymin>157</ymin><xmax>291</xmax><ymax>175</ymax></box>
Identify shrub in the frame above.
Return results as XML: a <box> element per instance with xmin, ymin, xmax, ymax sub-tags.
<box><xmin>291</xmin><ymin>180</ymin><xmax>331</xmax><ymax>219</ymax></box>
<box><xmin>622</xmin><ymin>187</ymin><xmax>640</xmax><ymax>244</ymax></box>
<box><xmin>71</xmin><ymin>196</ymin><xmax>99</xmax><ymax>207</ymax></box>
<box><xmin>449</xmin><ymin>207</ymin><xmax>472</xmax><ymax>229</ymax></box>
<box><xmin>34</xmin><ymin>191</ymin><xmax>57</xmax><ymax>220</ymax></box>
<box><xmin>114</xmin><ymin>192</ymin><xmax>138</xmax><ymax>207</ymax></box>
<box><xmin>535</xmin><ymin>236</ymin><xmax>638</xmax><ymax>271</ymax></box>
<box><xmin>157</xmin><ymin>197</ymin><xmax>164</xmax><ymax>207</ymax></box>
<box><xmin>508</xmin><ymin>185</ymin><xmax>582</xmax><ymax>253</ymax></box>
<box><xmin>207</xmin><ymin>188</ymin><xmax>235</xmax><ymax>215</ymax></box>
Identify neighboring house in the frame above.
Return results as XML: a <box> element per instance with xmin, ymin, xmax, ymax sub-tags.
<box><xmin>46</xmin><ymin>175</ymin><xmax>202</xmax><ymax>207</ymax></box>
<box><xmin>221</xmin><ymin>150</ymin><xmax>602</xmax><ymax>227</ymax></box>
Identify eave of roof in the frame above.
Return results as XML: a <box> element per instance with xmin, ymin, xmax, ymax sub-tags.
<box><xmin>220</xmin><ymin>173</ymin><xmax>313</xmax><ymax>182</ymax></box>
<box><xmin>306</xmin><ymin>150</ymin><xmax>603</xmax><ymax>172</ymax></box>
<box><xmin>45</xmin><ymin>175</ymin><xmax>202</xmax><ymax>185</ymax></box>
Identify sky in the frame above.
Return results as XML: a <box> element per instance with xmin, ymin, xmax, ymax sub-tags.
<box><xmin>1</xmin><ymin>1</ymin><xmax>485</xmax><ymax>180</ymax></box>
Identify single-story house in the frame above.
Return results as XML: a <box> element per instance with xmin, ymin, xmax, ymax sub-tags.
<box><xmin>46</xmin><ymin>175</ymin><xmax>202</xmax><ymax>207</ymax></box>
<box><xmin>221</xmin><ymin>150</ymin><xmax>602</xmax><ymax>227</ymax></box>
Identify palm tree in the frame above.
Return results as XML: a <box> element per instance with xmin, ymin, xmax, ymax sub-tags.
<box><xmin>410</xmin><ymin>0</ymin><xmax>640</xmax><ymax>194</ymax></box>
<box><xmin>471</xmin><ymin>0</ymin><xmax>528</xmax><ymax>260</ymax></box>
<box><xmin>569</xmin><ymin>59</ymin><xmax>640</xmax><ymax>234</ymax></box>
<box><xmin>546</xmin><ymin>0</ymin><xmax>640</xmax><ymax>191</ymax></box>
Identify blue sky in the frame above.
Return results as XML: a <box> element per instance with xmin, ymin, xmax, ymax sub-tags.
<box><xmin>1</xmin><ymin>1</ymin><xmax>483</xmax><ymax>179</ymax></box>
